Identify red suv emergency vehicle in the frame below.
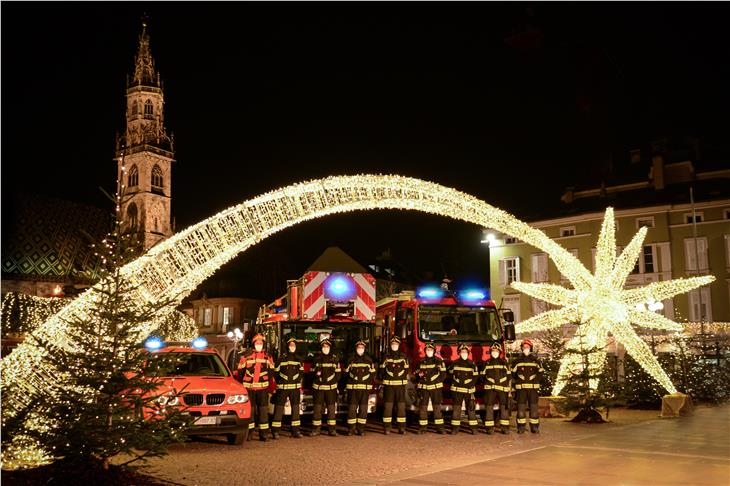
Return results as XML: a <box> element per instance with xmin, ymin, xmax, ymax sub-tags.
<box><xmin>144</xmin><ymin>336</ymin><xmax>252</xmax><ymax>445</ymax></box>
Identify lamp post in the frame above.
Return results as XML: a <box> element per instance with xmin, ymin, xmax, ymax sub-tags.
<box><xmin>480</xmin><ymin>232</ymin><xmax>496</xmax><ymax>290</ymax></box>
<box><xmin>226</xmin><ymin>327</ymin><xmax>244</xmax><ymax>369</ymax></box>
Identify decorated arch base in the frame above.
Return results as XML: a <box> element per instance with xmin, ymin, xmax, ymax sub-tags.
<box><xmin>1</xmin><ymin>174</ymin><xmax>713</xmax><ymax>466</ymax></box>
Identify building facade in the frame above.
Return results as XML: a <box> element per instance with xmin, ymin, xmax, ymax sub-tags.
<box><xmin>489</xmin><ymin>157</ymin><xmax>730</xmax><ymax>329</ymax></box>
<box><xmin>116</xmin><ymin>21</ymin><xmax>175</xmax><ymax>250</ymax></box>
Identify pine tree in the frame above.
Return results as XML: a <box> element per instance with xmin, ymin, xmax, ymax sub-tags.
<box><xmin>536</xmin><ymin>327</ymin><xmax>566</xmax><ymax>395</ymax></box>
<box><xmin>8</xmin><ymin>182</ymin><xmax>192</xmax><ymax>473</ymax></box>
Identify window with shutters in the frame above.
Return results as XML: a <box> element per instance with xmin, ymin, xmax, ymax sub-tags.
<box><xmin>499</xmin><ymin>257</ymin><xmax>520</xmax><ymax>286</ymax></box>
<box><xmin>531</xmin><ymin>253</ymin><xmax>549</xmax><ymax>282</ymax></box>
<box><xmin>204</xmin><ymin>308</ymin><xmax>213</xmax><ymax>327</ymax></box>
<box><xmin>636</xmin><ymin>216</ymin><xmax>655</xmax><ymax>229</ymax></box>
<box><xmin>632</xmin><ymin>245</ymin><xmax>657</xmax><ymax>274</ymax></box>
<box><xmin>502</xmin><ymin>295</ymin><xmax>521</xmax><ymax>324</ymax></box>
<box><xmin>560</xmin><ymin>226</ymin><xmax>576</xmax><ymax>237</ymax></box>
<box><xmin>684</xmin><ymin>237</ymin><xmax>709</xmax><ymax>272</ymax></box>
<box><xmin>684</xmin><ymin>212</ymin><xmax>703</xmax><ymax>224</ymax></box>
<box><xmin>688</xmin><ymin>287</ymin><xmax>712</xmax><ymax>321</ymax></box>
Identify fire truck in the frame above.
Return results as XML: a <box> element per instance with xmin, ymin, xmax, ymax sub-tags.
<box><xmin>256</xmin><ymin>248</ymin><xmax>379</xmax><ymax>417</ymax></box>
<box><xmin>375</xmin><ymin>285</ymin><xmax>515</xmax><ymax>413</ymax></box>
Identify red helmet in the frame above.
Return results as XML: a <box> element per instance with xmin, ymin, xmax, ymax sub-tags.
<box><xmin>521</xmin><ymin>339</ymin><xmax>533</xmax><ymax>350</ymax></box>
<box><xmin>252</xmin><ymin>333</ymin><xmax>266</xmax><ymax>344</ymax></box>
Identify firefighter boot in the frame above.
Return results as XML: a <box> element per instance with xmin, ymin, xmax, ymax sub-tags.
<box><xmin>398</xmin><ymin>426</ymin><xmax>406</xmax><ymax>435</ymax></box>
<box><xmin>500</xmin><ymin>425</ymin><xmax>510</xmax><ymax>435</ymax></box>
<box><xmin>328</xmin><ymin>426</ymin><xmax>337</xmax><ymax>437</ymax></box>
<box><xmin>357</xmin><ymin>425</ymin><xmax>365</xmax><ymax>436</ymax></box>
<box><xmin>292</xmin><ymin>428</ymin><xmax>302</xmax><ymax>439</ymax></box>
<box><xmin>436</xmin><ymin>426</ymin><xmax>445</xmax><ymax>434</ymax></box>
<box><xmin>468</xmin><ymin>427</ymin><xmax>476</xmax><ymax>435</ymax></box>
<box><xmin>271</xmin><ymin>430</ymin><xmax>279</xmax><ymax>440</ymax></box>
<box><xmin>310</xmin><ymin>426</ymin><xmax>321</xmax><ymax>437</ymax></box>
<box><xmin>530</xmin><ymin>424</ymin><xmax>540</xmax><ymax>434</ymax></box>
<box><xmin>383</xmin><ymin>425</ymin><xmax>391</xmax><ymax>435</ymax></box>
<box><xmin>348</xmin><ymin>426</ymin><xmax>356</xmax><ymax>436</ymax></box>
<box><xmin>418</xmin><ymin>426</ymin><xmax>427</xmax><ymax>435</ymax></box>
<box><xmin>451</xmin><ymin>426</ymin><xmax>459</xmax><ymax>435</ymax></box>
<box><xmin>517</xmin><ymin>425</ymin><xmax>526</xmax><ymax>434</ymax></box>
<box><xmin>259</xmin><ymin>431</ymin><xmax>268</xmax><ymax>442</ymax></box>
<box><xmin>485</xmin><ymin>427</ymin><xmax>494</xmax><ymax>435</ymax></box>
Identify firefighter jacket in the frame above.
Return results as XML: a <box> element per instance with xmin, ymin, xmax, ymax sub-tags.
<box><xmin>481</xmin><ymin>357</ymin><xmax>510</xmax><ymax>392</ymax></box>
<box><xmin>312</xmin><ymin>352</ymin><xmax>341</xmax><ymax>391</ymax></box>
<box><xmin>345</xmin><ymin>354</ymin><xmax>375</xmax><ymax>390</ymax></box>
<box><xmin>275</xmin><ymin>352</ymin><xmax>303</xmax><ymax>390</ymax></box>
<box><xmin>380</xmin><ymin>351</ymin><xmax>409</xmax><ymax>386</ymax></box>
<box><xmin>448</xmin><ymin>357</ymin><xmax>479</xmax><ymax>394</ymax></box>
<box><xmin>512</xmin><ymin>354</ymin><xmax>544</xmax><ymax>390</ymax></box>
<box><xmin>238</xmin><ymin>350</ymin><xmax>274</xmax><ymax>389</ymax></box>
<box><xmin>416</xmin><ymin>356</ymin><xmax>446</xmax><ymax>390</ymax></box>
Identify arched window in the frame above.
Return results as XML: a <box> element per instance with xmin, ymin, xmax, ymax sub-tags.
<box><xmin>144</xmin><ymin>99</ymin><xmax>153</xmax><ymax>117</ymax></box>
<box><xmin>127</xmin><ymin>202</ymin><xmax>138</xmax><ymax>230</ymax></box>
<box><xmin>127</xmin><ymin>164</ymin><xmax>139</xmax><ymax>187</ymax></box>
<box><xmin>151</xmin><ymin>164</ymin><xmax>164</xmax><ymax>192</ymax></box>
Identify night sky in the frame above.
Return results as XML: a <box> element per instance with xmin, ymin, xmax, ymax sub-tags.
<box><xmin>2</xmin><ymin>3</ymin><xmax>729</xmax><ymax>299</ymax></box>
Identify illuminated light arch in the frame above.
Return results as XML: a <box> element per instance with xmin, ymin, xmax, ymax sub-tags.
<box><xmin>2</xmin><ymin>175</ymin><xmax>587</xmax><ymax>415</ymax></box>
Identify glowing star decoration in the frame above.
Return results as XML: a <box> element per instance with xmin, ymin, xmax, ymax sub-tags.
<box><xmin>513</xmin><ymin>208</ymin><xmax>715</xmax><ymax>395</ymax></box>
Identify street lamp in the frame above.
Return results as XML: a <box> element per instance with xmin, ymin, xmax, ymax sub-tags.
<box><xmin>227</xmin><ymin>327</ymin><xmax>244</xmax><ymax>369</ymax></box>
<box><xmin>480</xmin><ymin>231</ymin><xmax>496</xmax><ymax>291</ymax></box>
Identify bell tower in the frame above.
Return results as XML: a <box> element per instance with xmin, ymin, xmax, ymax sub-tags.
<box><xmin>116</xmin><ymin>19</ymin><xmax>174</xmax><ymax>250</ymax></box>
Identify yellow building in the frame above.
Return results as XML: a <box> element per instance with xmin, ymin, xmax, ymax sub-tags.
<box><xmin>489</xmin><ymin>156</ymin><xmax>730</xmax><ymax>329</ymax></box>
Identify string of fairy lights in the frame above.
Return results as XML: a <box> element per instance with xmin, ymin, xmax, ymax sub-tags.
<box><xmin>0</xmin><ymin>175</ymin><xmax>716</xmax><ymax>466</ymax></box>
<box><xmin>513</xmin><ymin>208</ymin><xmax>715</xmax><ymax>396</ymax></box>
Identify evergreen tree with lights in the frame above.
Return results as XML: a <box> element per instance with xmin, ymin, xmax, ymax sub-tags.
<box><xmin>3</xmin><ymin>183</ymin><xmax>191</xmax><ymax>476</ymax></box>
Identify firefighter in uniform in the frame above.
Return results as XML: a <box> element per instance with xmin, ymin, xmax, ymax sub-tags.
<box><xmin>512</xmin><ymin>339</ymin><xmax>543</xmax><ymax>434</ymax></box>
<box><xmin>311</xmin><ymin>339</ymin><xmax>341</xmax><ymax>437</ymax></box>
<box><xmin>449</xmin><ymin>344</ymin><xmax>479</xmax><ymax>434</ymax></box>
<box><xmin>482</xmin><ymin>342</ymin><xmax>510</xmax><ymax>435</ymax></box>
<box><xmin>379</xmin><ymin>336</ymin><xmax>409</xmax><ymax>435</ymax></box>
<box><xmin>345</xmin><ymin>340</ymin><xmax>375</xmax><ymax>436</ymax></box>
<box><xmin>237</xmin><ymin>333</ymin><xmax>275</xmax><ymax>441</ymax></box>
<box><xmin>271</xmin><ymin>336</ymin><xmax>303</xmax><ymax>439</ymax></box>
<box><xmin>416</xmin><ymin>342</ymin><xmax>446</xmax><ymax>434</ymax></box>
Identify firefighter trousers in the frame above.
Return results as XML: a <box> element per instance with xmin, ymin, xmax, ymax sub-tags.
<box><xmin>516</xmin><ymin>388</ymin><xmax>540</xmax><ymax>431</ymax></box>
<box><xmin>313</xmin><ymin>389</ymin><xmax>338</xmax><ymax>429</ymax></box>
<box><xmin>383</xmin><ymin>385</ymin><xmax>407</xmax><ymax>429</ymax></box>
<box><xmin>272</xmin><ymin>388</ymin><xmax>301</xmax><ymax>431</ymax></box>
<box><xmin>248</xmin><ymin>389</ymin><xmax>270</xmax><ymax>432</ymax></box>
<box><xmin>485</xmin><ymin>390</ymin><xmax>510</xmax><ymax>429</ymax></box>
<box><xmin>418</xmin><ymin>388</ymin><xmax>444</xmax><ymax>428</ymax></box>
<box><xmin>451</xmin><ymin>391</ymin><xmax>477</xmax><ymax>430</ymax></box>
<box><xmin>347</xmin><ymin>389</ymin><xmax>369</xmax><ymax>428</ymax></box>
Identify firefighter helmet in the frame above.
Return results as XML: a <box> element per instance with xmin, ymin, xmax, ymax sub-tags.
<box><xmin>355</xmin><ymin>340</ymin><xmax>366</xmax><ymax>348</ymax></box>
<box><xmin>458</xmin><ymin>344</ymin><xmax>469</xmax><ymax>353</ymax></box>
<box><xmin>320</xmin><ymin>339</ymin><xmax>332</xmax><ymax>348</ymax></box>
<box><xmin>251</xmin><ymin>333</ymin><xmax>265</xmax><ymax>344</ymax></box>
<box><xmin>424</xmin><ymin>342</ymin><xmax>436</xmax><ymax>351</ymax></box>
<box><xmin>491</xmin><ymin>342</ymin><xmax>503</xmax><ymax>352</ymax></box>
<box><xmin>286</xmin><ymin>336</ymin><xmax>297</xmax><ymax>345</ymax></box>
<box><xmin>521</xmin><ymin>339</ymin><xmax>533</xmax><ymax>350</ymax></box>
<box><xmin>389</xmin><ymin>336</ymin><xmax>401</xmax><ymax>345</ymax></box>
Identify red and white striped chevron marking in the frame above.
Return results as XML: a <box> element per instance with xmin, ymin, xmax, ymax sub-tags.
<box><xmin>302</xmin><ymin>271</ymin><xmax>327</xmax><ymax>320</ymax></box>
<box><xmin>353</xmin><ymin>273</ymin><xmax>376</xmax><ymax>321</ymax></box>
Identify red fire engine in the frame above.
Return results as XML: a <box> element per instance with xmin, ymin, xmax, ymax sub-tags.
<box><xmin>256</xmin><ymin>248</ymin><xmax>379</xmax><ymax>417</ymax></box>
<box><xmin>375</xmin><ymin>285</ymin><xmax>515</xmax><ymax>412</ymax></box>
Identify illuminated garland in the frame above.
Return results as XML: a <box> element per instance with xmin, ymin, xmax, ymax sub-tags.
<box><xmin>513</xmin><ymin>208</ymin><xmax>715</xmax><ymax>395</ymax></box>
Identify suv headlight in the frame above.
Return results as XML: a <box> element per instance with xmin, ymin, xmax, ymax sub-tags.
<box><xmin>158</xmin><ymin>395</ymin><xmax>179</xmax><ymax>406</ymax></box>
<box><xmin>227</xmin><ymin>394</ymin><xmax>248</xmax><ymax>404</ymax></box>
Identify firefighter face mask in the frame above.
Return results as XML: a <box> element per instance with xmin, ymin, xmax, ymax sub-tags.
<box><xmin>322</xmin><ymin>346</ymin><xmax>331</xmax><ymax>355</ymax></box>
<box><xmin>254</xmin><ymin>343</ymin><xmax>264</xmax><ymax>352</ymax></box>
<box><xmin>356</xmin><ymin>347</ymin><xmax>365</xmax><ymax>356</ymax></box>
<box><xmin>288</xmin><ymin>344</ymin><xmax>296</xmax><ymax>353</ymax></box>
<box><xmin>491</xmin><ymin>350</ymin><xmax>500</xmax><ymax>359</ymax></box>
<box><xmin>390</xmin><ymin>344</ymin><xmax>399</xmax><ymax>352</ymax></box>
<box><xmin>460</xmin><ymin>352</ymin><xmax>469</xmax><ymax>360</ymax></box>
<box><xmin>425</xmin><ymin>349</ymin><xmax>434</xmax><ymax>358</ymax></box>
<box><xmin>522</xmin><ymin>347</ymin><xmax>531</xmax><ymax>356</ymax></box>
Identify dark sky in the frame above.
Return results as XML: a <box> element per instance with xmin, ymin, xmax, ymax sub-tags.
<box><xmin>3</xmin><ymin>3</ymin><xmax>729</xmax><ymax>299</ymax></box>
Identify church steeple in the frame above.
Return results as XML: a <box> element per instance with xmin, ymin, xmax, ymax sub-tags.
<box><xmin>131</xmin><ymin>19</ymin><xmax>159</xmax><ymax>88</ymax></box>
<box><xmin>116</xmin><ymin>18</ymin><xmax>175</xmax><ymax>251</ymax></box>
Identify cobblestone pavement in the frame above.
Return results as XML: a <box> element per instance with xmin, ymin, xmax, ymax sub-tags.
<box><xmin>144</xmin><ymin>408</ymin><xmax>673</xmax><ymax>485</ymax></box>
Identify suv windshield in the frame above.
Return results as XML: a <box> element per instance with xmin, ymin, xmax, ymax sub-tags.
<box><xmin>152</xmin><ymin>352</ymin><xmax>230</xmax><ymax>377</ymax></box>
<box><xmin>281</xmin><ymin>323</ymin><xmax>373</xmax><ymax>358</ymax></box>
<box><xmin>418</xmin><ymin>305</ymin><xmax>501</xmax><ymax>342</ymax></box>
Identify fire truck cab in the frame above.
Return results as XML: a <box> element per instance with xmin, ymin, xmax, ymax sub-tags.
<box><xmin>376</xmin><ymin>286</ymin><xmax>515</xmax><ymax>411</ymax></box>
<box><xmin>256</xmin><ymin>249</ymin><xmax>379</xmax><ymax>417</ymax></box>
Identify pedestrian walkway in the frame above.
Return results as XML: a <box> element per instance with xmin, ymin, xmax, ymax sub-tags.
<box><xmin>370</xmin><ymin>405</ymin><xmax>730</xmax><ymax>485</ymax></box>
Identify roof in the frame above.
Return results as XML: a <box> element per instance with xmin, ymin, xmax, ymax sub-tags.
<box><xmin>307</xmin><ymin>247</ymin><xmax>369</xmax><ymax>274</ymax></box>
<box><xmin>1</xmin><ymin>193</ymin><xmax>111</xmax><ymax>281</ymax></box>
